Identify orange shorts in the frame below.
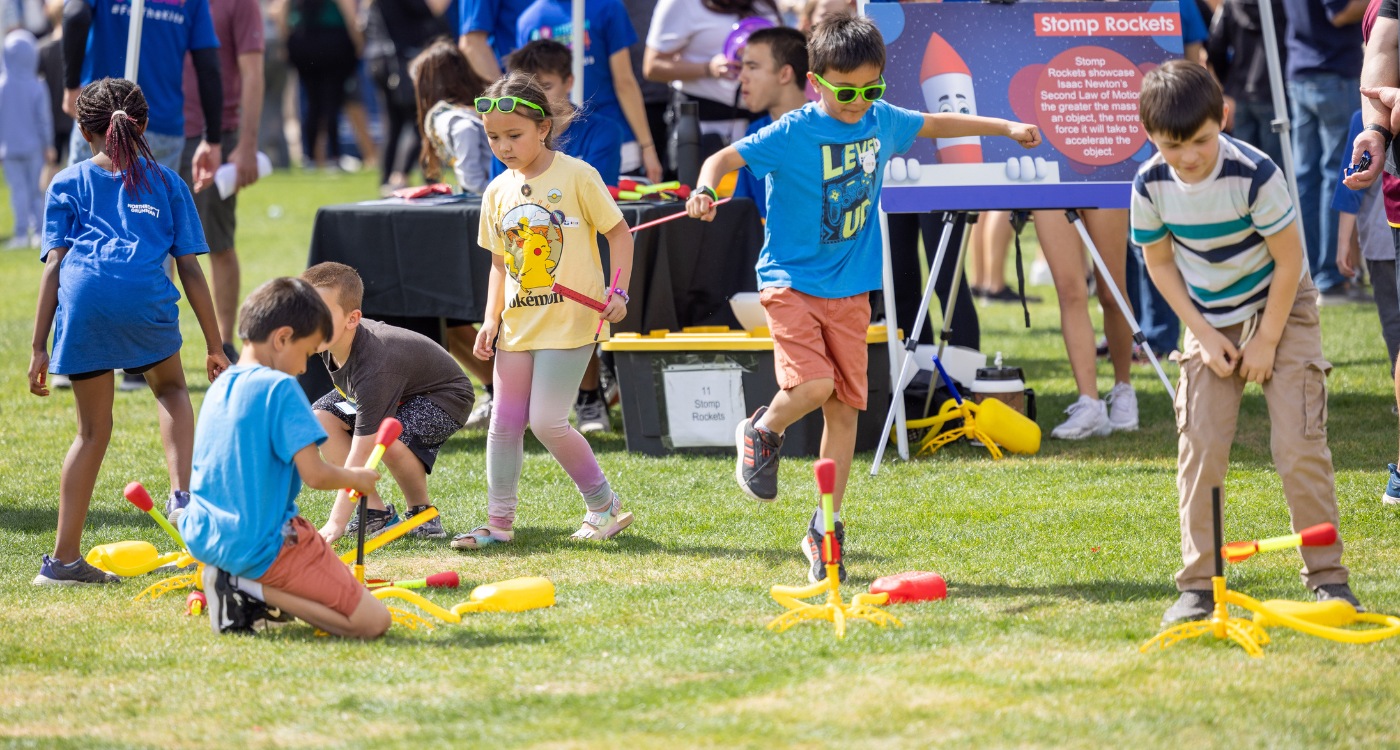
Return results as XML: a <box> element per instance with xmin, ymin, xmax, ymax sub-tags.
<box><xmin>760</xmin><ymin>286</ymin><xmax>870</xmax><ymax>410</ymax></box>
<box><xmin>254</xmin><ymin>516</ymin><xmax>363</xmax><ymax>618</ymax></box>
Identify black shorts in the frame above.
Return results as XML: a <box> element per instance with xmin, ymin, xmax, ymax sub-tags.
<box><xmin>312</xmin><ymin>392</ymin><xmax>463</xmax><ymax>473</ymax></box>
<box><xmin>68</xmin><ymin>356</ymin><xmax>169</xmax><ymax>382</ymax></box>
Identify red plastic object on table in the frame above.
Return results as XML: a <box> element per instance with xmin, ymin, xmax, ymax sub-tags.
<box><xmin>392</xmin><ymin>183</ymin><xmax>453</xmax><ymax>199</ymax></box>
<box><xmin>619</xmin><ymin>179</ymin><xmax>640</xmax><ymax>192</ymax></box>
<box><xmin>871</xmin><ymin>571</ymin><xmax>947</xmax><ymax>603</ymax></box>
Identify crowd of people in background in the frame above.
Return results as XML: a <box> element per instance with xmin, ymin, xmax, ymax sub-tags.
<box><xmin>0</xmin><ymin>0</ymin><xmax>1387</xmax><ymax>437</ymax></box>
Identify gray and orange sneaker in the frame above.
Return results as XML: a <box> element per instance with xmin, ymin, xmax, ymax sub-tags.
<box><xmin>735</xmin><ymin>406</ymin><xmax>783</xmax><ymax>502</ymax></box>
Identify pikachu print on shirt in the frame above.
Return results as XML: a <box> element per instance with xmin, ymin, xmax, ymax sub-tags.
<box><xmin>820</xmin><ymin>136</ymin><xmax>880</xmax><ymax>245</ymax></box>
<box><xmin>500</xmin><ymin>204</ymin><xmax>566</xmax><ymax>295</ymax></box>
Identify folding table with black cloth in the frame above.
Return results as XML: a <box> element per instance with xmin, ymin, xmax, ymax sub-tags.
<box><xmin>296</xmin><ymin>196</ymin><xmax>764</xmax><ymax>399</ymax></box>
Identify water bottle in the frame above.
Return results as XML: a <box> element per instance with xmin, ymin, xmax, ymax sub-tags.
<box><xmin>675</xmin><ymin>101</ymin><xmax>701</xmax><ymax>188</ymax></box>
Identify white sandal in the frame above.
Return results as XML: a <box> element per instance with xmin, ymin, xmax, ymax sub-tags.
<box><xmin>570</xmin><ymin>494</ymin><xmax>633</xmax><ymax>541</ymax></box>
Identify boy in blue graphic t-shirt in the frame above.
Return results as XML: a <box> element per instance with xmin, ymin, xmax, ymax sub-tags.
<box><xmin>686</xmin><ymin>12</ymin><xmax>1040</xmax><ymax>583</ymax></box>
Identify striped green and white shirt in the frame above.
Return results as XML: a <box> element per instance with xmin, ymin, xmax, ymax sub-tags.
<box><xmin>1130</xmin><ymin>134</ymin><xmax>1297</xmax><ymax>327</ymax></box>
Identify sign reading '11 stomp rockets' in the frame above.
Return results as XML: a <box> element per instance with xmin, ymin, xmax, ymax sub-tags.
<box><xmin>869</xmin><ymin>1</ymin><xmax>1183</xmax><ymax>212</ymax></box>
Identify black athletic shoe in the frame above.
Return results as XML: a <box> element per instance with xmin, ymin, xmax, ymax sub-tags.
<box><xmin>405</xmin><ymin>505</ymin><xmax>447</xmax><ymax>538</ymax></box>
<box><xmin>343</xmin><ymin>503</ymin><xmax>399</xmax><ymax>539</ymax></box>
<box><xmin>1315</xmin><ymin>582</ymin><xmax>1365</xmax><ymax>612</ymax></box>
<box><xmin>984</xmin><ymin>286</ymin><xmax>1042</xmax><ymax>304</ymax></box>
<box><xmin>802</xmin><ymin>514</ymin><xmax>847</xmax><ymax>584</ymax></box>
<box><xmin>204</xmin><ymin>566</ymin><xmax>278</xmax><ymax>635</ymax></box>
<box><xmin>1160</xmin><ymin>589</ymin><xmax>1214</xmax><ymax>628</ymax></box>
<box><xmin>32</xmin><ymin>554</ymin><xmax>120</xmax><ymax>586</ymax></box>
<box><xmin>735</xmin><ymin>407</ymin><xmax>783</xmax><ymax>501</ymax></box>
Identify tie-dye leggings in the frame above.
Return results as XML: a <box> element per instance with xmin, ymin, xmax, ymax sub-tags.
<box><xmin>486</xmin><ymin>344</ymin><xmax>612</xmax><ymax>526</ymax></box>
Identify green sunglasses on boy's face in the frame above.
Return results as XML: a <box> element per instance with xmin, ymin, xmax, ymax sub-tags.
<box><xmin>474</xmin><ymin>96</ymin><xmax>547</xmax><ymax>115</ymax></box>
<box><xmin>810</xmin><ymin>73</ymin><xmax>886</xmax><ymax>104</ymax></box>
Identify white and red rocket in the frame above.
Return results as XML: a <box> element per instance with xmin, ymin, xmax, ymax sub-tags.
<box><xmin>920</xmin><ymin>32</ymin><xmax>982</xmax><ymax>164</ymax></box>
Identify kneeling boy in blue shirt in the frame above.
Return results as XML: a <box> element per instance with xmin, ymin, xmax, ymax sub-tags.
<box><xmin>179</xmin><ymin>277</ymin><xmax>390</xmax><ymax>638</ymax></box>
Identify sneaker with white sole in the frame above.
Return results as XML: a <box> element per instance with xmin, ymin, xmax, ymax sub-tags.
<box><xmin>404</xmin><ymin>505</ymin><xmax>447</xmax><ymax>538</ymax></box>
<box><xmin>574</xmin><ymin>392</ymin><xmax>612</xmax><ymax>433</ymax></box>
<box><xmin>33</xmin><ymin>554</ymin><xmax>120</xmax><ymax>585</ymax></box>
<box><xmin>1050</xmin><ymin>395</ymin><xmax>1112</xmax><ymax>440</ymax></box>
<box><xmin>465</xmin><ymin>392</ymin><xmax>493</xmax><ymax>431</ymax></box>
<box><xmin>1107</xmin><ymin>382</ymin><xmax>1138</xmax><ymax>432</ymax></box>
<box><xmin>735</xmin><ymin>406</ymin><xmax>783</xmax><ymax>501</ymax></box>
<box><xmin>1384</xmin><ymin>464</ymin><xmax>1400</xmax><ymax>506</ymax></box>
<box><xmin>202</xmin><ymin>566</ymin><xmax>292</xmax><ymax>635</ymax></box>
<box><xmin>166</xmin><ymin>489</ymin><xmax>191</xmax><ymax>528</ymax></box>
<box><xmin>343</xmin><ymin>503</ymin><xmax>399</xmax><ymax>538</ymax></box>
<box><xmin>570</xmin><ymin>494</ymin><xmax>633</xmax><ymax>540</ymax></box>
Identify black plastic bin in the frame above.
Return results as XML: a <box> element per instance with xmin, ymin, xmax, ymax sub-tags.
<box><xmin>601</xmin><ymin>327</ymin><xmax>892</xmax><ymax>458</ymax></box>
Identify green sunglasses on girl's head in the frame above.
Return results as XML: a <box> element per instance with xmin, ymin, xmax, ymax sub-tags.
<box><xmin>474</xmin><ymin>96</ymin><xmax>547</xmax><ymax>115</ymax></box>
<box><xmin>810</xmin><ymin>73</ymin><xmax>886</xmax><ymax>103</ymax></box>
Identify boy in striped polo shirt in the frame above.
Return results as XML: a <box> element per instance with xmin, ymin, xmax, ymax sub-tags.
<box><xmin>1131</xmin><ymin>60</ymin><xmax>1359</xmax><ymax>626</ymax></box>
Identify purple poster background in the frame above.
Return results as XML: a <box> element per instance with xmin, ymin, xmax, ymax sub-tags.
<box><xmin>871</xmin><ymin>1</ymin><xmax>1182</xmax><ymax>212</ymax></box>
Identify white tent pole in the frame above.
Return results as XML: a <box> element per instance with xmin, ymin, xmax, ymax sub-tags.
<box><xmin>871</xmin><ymin>211</ymin><xmax>959</xmax><ymax>476</ymax></box>
<box><xmin>1255</xmin><ymin>0</ymin><xmax>1306</xmax><ymax>260</ymax></box>
<box><xmin>570</xmin><ymin>0</ymin><xmax>584</xmax><ymax>106</ymax></box>
<box><xmin>124</xmin><ymin>0</ymin><xmax>145</xmax><ymax>81</ymax></box>
<box><xmin>877</xmin><ymin>205</ymin><xmax>909</xmax><ymax>468</ymax></box>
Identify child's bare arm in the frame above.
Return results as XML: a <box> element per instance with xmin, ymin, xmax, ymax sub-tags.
<box><xmin>293</xmin><ymin>443</ymin><xmax>381</xmax><ymax>495</ymax></box>
<box><xmin>1142</xmin><ymin>236</ymin><xmax>1239</xmax><ymax>378</ymax></box>
<box><xmin>686</xmin><ymin>146</ymin><xmax>748</xmax><ymax>221</ymax></box>
<box><xmin>318</xmin><ymin>434</ymin><xmax>381</xmax><ymax>539</ymax></box>
<box><xmin>174</xmin><ymin>255</ymin><xmax>231</xmax><ymax>381</ymax></box>
<box><xmin>473</xmin><ymin>255</ymin><xmax>507</xmax><ymax>360</ymax></box>
<box><xmin>600</xmin><ymin>219</ymin><xmax>635</xmax><ymax>324</ymax></box>
<box><xmin>1336</xmin><ymin>210</ymin><xmax>1359</xmax><ymax>279</ymax></box>
<box><xmin>1238</xmin><ymin>221</ymin><xmax>1305</xmax><ymax>384</ymax></box>
<box><xmin>919</xmin><ymin>113</ymin><xmax>1042</xmax><ymax>148</ymax></box>
<box><xmin>29</xmin><ymin>249</ymin><xmax>65</xmax><ymax>396</ymax></box>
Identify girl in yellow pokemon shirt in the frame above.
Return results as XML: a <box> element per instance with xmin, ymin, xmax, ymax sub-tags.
<box><xmin>454</xmin><ymin>72</ymin><xmax>636</xmax><ymax>550</ymax></box>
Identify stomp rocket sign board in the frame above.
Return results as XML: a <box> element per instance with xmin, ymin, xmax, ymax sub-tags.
<box><xmin>870</xmin><ymin>1</ymin><xmax>1183</xmax><ymax>212</ymax></box>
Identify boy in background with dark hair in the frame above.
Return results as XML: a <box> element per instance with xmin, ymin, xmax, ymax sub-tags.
<box><xmin>301</xmin><ymin>262</ymin><xmax>475</xmax><ymax>543</ymax></box>
<box><xmin>734</xmin><ymin>26</ymin><xmax>810</xmax><ymax>220</ymax></box>
<box><xmin>181</xmin><ymin>277</ymin><xmax>391</xmax><ymax>638</ymax></box>
<box><xmin>506</xmin><ymin>38</ymin><xmax>624</xmax><ymax>433</ymax></box>
<box><xmin>505</xmin><ymin>39</ymin><xmax>625</xmax><ymax>184</ymax></box>
<box><xmin>1131</xmin><ymin>60</ymin><xmax>1357</xmax><ymax>625</ymax></box>
<box><xmin>686</xmin><ymin>12</ymin><xmax>1040</xmax><ymax>582</ymax></box>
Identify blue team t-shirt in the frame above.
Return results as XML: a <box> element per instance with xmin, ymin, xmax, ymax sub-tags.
<box><xmin>733</xmin><ymin>113</ymin><xmax>772</xmax><ymax>220</ymax></box>
<box><xmin>180</xmin><ymin>365</ymin><xmax>329</xmax><ymax>579</ymax></box>
<box><xmin>514</xmin><ymin>0</ymin><xmax>637</xmax><ymax>125</ymax></box>
<box><xmin>78</xmin><ymin>0</ymin><xmax>220</xmax><ymax>136</ymax></box>
<box><xmin>43</xmin><ymin>159</ymin><xmax>208</xmax><ymax>373</ymax></box>
<box><xmin>734</xmin><ymin>100</ymin><xmax>924</xmax><ymax>298</ymax></box>
<box><xmin>461</xmin><ymin>0</ymin><xmax>537</xmax><ymax>62</ymax></box>
<box><xmin>489</xmin><ymin>104</ymin><xmax>623</xmax><ymax>183</ymax></box>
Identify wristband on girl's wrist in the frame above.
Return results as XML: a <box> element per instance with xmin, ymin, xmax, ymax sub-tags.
<box><xmin>610</xmin><ymin>287</ymin><xmax>630</xmax><ymax>304</ymax></box>
<box><xmin>697</xmin><ymin>185</ymin><xmax>717</xmax><ymax>201</ymax></box>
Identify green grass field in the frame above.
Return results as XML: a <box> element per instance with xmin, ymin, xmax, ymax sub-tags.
<box><xmin>3</xmin><ymin>168</ymin><xmax>1400</xmax><ymax>749</ymax></box>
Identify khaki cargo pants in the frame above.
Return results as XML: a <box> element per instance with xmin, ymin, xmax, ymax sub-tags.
<box><xmin>1173</xmin><ymin>274</ymin><xmax>1347</xmax><ymax>592</ymax></box>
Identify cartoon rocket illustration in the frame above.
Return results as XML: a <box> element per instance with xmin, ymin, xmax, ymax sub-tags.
<box><xmin>921</xmin><ymin>32</ymin><xmax>982</xmax><ymax>164</ymax></box>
